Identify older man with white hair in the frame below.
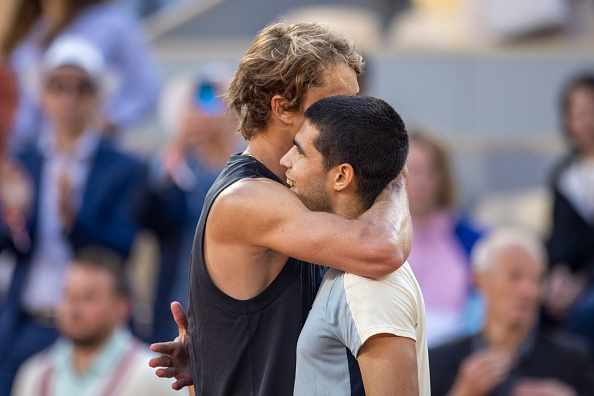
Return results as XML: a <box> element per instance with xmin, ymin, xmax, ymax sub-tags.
<box><xmin>429</xmin><ymin>228</ymin><xmax>594</xmax><ymax>396</ymax></box>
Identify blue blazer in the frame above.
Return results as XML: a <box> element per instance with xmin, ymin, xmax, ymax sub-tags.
<box><xmin>0</xmin><ymin>138</ymin><xmax>142</xmax><ymax>353</ymax></box>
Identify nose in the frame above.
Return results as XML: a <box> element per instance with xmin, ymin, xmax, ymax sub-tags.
<box><xmin>280</xmin><ymin>146</ymin><xmax>295</xmax><ymax>168</ymax></box>
<box><xmin>518</xmin><ymin>278</ymin><xmax>542</xmax><ymax>302</ymax></box>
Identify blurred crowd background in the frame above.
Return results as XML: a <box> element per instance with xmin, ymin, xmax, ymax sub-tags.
<box><xmin>0</xmin><ymin>0</ymin><xmax>593</xmax><ymax>395</ymax></box>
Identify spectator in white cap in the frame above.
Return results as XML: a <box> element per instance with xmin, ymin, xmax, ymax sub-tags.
<box><xmin>0</xmin><ymin>35</ymin><xmax>143</xmax><ymax>396</ymax></box>
<box><xmin>3</xmin><ymin>0</ymin><xmax>161</xmax><ymax>150</ymax></box>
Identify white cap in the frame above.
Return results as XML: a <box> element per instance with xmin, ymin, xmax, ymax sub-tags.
<box><xmin>42</xmin><ymin>35</ymin><xmax>106</xmax><ymax>84</ymax></box>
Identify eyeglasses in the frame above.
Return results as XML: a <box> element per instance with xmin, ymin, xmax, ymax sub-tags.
<box><xmin>45</xmin><ymin>79</ymin><xmax>97</xmax><ymax>97</ymax></box>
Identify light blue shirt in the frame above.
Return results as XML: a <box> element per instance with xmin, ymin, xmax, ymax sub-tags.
<box><xmin>49</xmin><ymin>327</ymin><xmax>133</xmax><ymax>396</ymax></box>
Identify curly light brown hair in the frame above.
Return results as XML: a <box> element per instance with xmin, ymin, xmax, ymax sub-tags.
<box><xmin>226</xmin><ymin>22</ymin><xmax>364</xmax><ymax>140</ymax></box>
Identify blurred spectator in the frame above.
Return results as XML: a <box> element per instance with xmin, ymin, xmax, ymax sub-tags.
<box><xmin>544</xmin><ymin>73</ymin><xmax>594</xmax><ymax>353</ymax></box>
<box><xmin>135</xmin><ymin>64</ymin><xmax>241</xmax><ymax>342</ymax></box>
<box><xmin>0</xmin><ymin>65</ymin><xmax>18</xmax><ymax>151</ymax></box>
<box><xmin>406</xmin><ymin>132</ymin><xmax>483</xmax><ymax>345</ymax></box>
<box><xmin>430</xmin><ymin>228</ymin><xmax>594</xmax><ymax>396</ymax></box>
<box><xmin>123</xmin><ymin>0</ymin><xmax>187</xmax><ymax>17</ymax></box>
<box><xmin>11</xmin><ymin>246</ymin><xmax>184</xmax><ymax>396</ymax></box>
<box><xmin>1</xmin><ymin>0</ymin><xmax>161</xmax><ymax>150</ymax></box>
<box><xmin>0</xmin><ymin>36</ymin><xmax>142</xmax><ymax>395</ymax></box>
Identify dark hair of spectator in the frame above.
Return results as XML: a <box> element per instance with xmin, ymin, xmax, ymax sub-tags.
<box><xmin>1</xmin><ymin>0</ymin><xmax>110</xmax><ymax>54</ymax></box>
<box><xmin>305</xmin><ymin>95</ymin><xmax>408</xmax><ymax>210</ymax></box>
<box><xmin>408</xmin><ymin>131</ymin><xmax>457</xmax><ymax>209</ymax></box>
<box><xmin>73</xmin><ymin>245</ymin><xmax>129</xmax><ymax>297</ymax></box>
<box><xmin>560</xmin><ymin>73</ymin><xmax>594</xmax><ymax>153</ymax></box>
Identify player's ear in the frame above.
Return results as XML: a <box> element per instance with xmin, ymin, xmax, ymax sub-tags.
<box><xmin>270</xmin><ymin>95</ymin><xmax>295</xmax><ymax>125</ymax></box>
<box><xmin>473</xmin><ymin>271</ymin><xmax>486</xmax><ymax>294</ymax></box>
<box><xmin>333</xmin><ymin>163</ymin><xmax>354</xmax><ymax>192</ymax></box>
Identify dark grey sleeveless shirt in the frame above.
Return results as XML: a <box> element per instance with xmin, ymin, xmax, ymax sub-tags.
<box><xmin>187</xmin><ymin>154</ymin><xmax>326</xmax><ymax>395</ymax></box>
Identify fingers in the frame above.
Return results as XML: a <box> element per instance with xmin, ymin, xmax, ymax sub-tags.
<box><xmin>459</xmin><ymin>349</ymin><xmax>511</xmax><ymax>393</ymax></box>
<box><xmin>171</xmin><ymin>301</ymin><xmax>189</xmax><ymax>333</ymax></box>
<box><xmin>150</xmin><ymin>341</ymin><xmax>180</xmax><ymax>356</ymax></box>
<box><xmin>156</xmin><ymin>367</ymin><xmax>178</xmax><ymax>378</ymax></box>
<box><xmin>148</xmin><ymin>355</ymin><xmax>174</xmax><ymax>368</ymax></box>
<box><xmin>172</xmin><ymin>378</ymin><xmax>192</xmax><ymax>391</ymax></box>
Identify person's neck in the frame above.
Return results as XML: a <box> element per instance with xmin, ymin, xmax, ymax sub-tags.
<box><xmin>580</xmin><ymin>149</ymin><xmax>594</xmax><ymax>161</ymax></box>
<box><xmin>482</xmin><ymin>316</ymin><xmax>534</xmax><ymax>354</ymax></box>
<box><xmin>71</xmin><ymin>337</ymin><xmax>107</xmax><ymax>375</ymax></box>
<box><xmin>244</xmin><ymin>128</ymin><xmax>293</xmax><ymax>183</ymax></box>
<box><xmin>333</xmin><ymin>193</ymin><xmax>366</xmax><ymax>220</ymax></box>
<box><xmin>42</xmin><ymin>2</ymin><xmax>67</xmax><ymax>31</ymax></box>
<box><xmin>54</xmin><ymin>124</ymin><xmax>85</xmax><ymax>153</ymax></box>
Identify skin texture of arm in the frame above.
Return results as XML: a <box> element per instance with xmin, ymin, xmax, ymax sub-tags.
<box><xmin>357</xmin><ymin>334</ymin><xmax>418</xmax><ymax>396</ymax></box>
<box><xmin>210</xmin><ymin>172</ymin><xmax>412</xmax><ymax>279</ymax></box>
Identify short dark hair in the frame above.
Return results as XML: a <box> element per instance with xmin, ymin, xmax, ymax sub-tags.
<box><xmin>560</xmin><ymin>73</ymin><xmax>594</xmax><ymax>150</ymax></box>
<box><xmin>72</xmin><ymin>246</ymin><xmax>129</xmax><ymax>297</ymax></box>
<box><xmin>305</xmin><ymin>95</ymin><xmax>408</xmax><ymax>210</ymax></box>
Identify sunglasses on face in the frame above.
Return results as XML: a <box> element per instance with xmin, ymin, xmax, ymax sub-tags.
<box><xmin>45</xmin><ymin>79</ymin><xmax>97</xmax><ymax>97</ymax></box>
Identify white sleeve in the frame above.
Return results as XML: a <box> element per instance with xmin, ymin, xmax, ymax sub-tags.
<box><xmin>343</xmin><ymin>265</ymin><xmax>420</xmax><ymax>355</ymax></box>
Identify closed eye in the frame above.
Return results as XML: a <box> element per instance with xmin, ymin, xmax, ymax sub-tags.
<box><xmin>293</xmin><ymin>139</ymin><xmax>305</xmax><ymax>156</ymax></box>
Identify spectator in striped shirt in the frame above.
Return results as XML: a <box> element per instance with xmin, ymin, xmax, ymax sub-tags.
<box><xmin>10</xmin><ymin>246</ymin><xmax>185</xmax><ymax>396</ymax></box>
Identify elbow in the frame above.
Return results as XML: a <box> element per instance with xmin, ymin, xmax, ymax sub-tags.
<box><xmin>369</xmin><ymin>243</ymin><xmax>405</xmax><ymax>278</ymax></box>
<box><xmin>385</xmin><ymin>245</ymin><xmax>406</xmax><ymax>274</ymax></box>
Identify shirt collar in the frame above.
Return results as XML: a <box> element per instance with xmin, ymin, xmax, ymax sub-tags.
<box><xmin>471</xmin><ymin>323</ymin><xmax>538</xmax><ymax>363</ymax></box>
<box><xmin>51</xmin><ymin>327</ymin><xmax>132</xmax><ymax>378</ymax></box>
<box><xmin>38</xmin><ymin>127</ymin><xmax>101</xmax><ymax>163</ymax></box>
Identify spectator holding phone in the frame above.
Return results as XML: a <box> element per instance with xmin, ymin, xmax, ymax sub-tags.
<box><xmin>135</xmin><ymin>64</ymin><xmax>241</xmax><ymax>342</ymax></box>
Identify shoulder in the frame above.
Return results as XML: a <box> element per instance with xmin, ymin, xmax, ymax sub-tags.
<box><xmin>16</xmin><ymin>349</ymin><xmax>47</xmax><ymax>374</ymax></box>
<box><xmin>14</xmin><ymin>143</ymin><xmax>41</xmax><ymax>164</ymax></box>
<box><xmin>536</xmin><ymin>330</ymin><xmax>593</xmax><ymax>363</ymax></box>
<box><xmin>344</xmin><ymin>262</ymin><xmax>421</xmax><ymax>306</ymax></box>
<box><xmin>218</xmin><ymin>176</ymin><xmax>287</xmax><ymax>200</ymax></box>
<box><xmin>12</xmin><ymin>349</ymin><xmax>51</xmax><ymax>395</ymax></box>
<box><xmin>95</xmin><ymin>141</ymin><xmax>142</xmax><ymax>172</ymax></box>
<box><xmin>429</xmin><ymin>334</ymin><xmax>472</xmax><ymax>366</ymax></box>
<box><xmin>211</xmin><ymin>177</ymin><xmax>303</xmax><ymax>225</ymax></box>
<box><xmin>343</xmin><ymin>263</ymin><xmax>422</xmax><ymax>343</ymax></box>
<box><xmin>550</xmin><ymin>154</ymin><xmax>577</xmax><ymax>187</ymax></box>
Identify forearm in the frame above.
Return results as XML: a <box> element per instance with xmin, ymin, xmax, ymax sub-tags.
<box><xmin>351</xmin><ymin>180</ymin><xmax>412</xmax><ymax>277</ymax></box>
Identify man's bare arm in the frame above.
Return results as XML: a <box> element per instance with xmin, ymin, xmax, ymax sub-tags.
<box><xmin>357</xmin><ymin>334</ymin><xmax>418</xmax><ymax>396</ymax></box>
<box><xmin>213</xmin><ymin>171</ymin><xmax>411</xmax><ymax>279</ymax></box>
